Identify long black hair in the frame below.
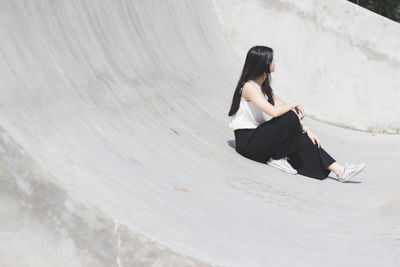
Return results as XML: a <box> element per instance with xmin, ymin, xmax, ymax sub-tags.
<box><xmin>228</xmin><ymin>45</ymin><xmax>275</xmax><ymax>116</ymax></box>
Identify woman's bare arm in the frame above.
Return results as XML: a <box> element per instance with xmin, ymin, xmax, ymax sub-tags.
<box><xmin>273</xmin><ymin>94</ymin><xmax>281</xmax><ymax>106</ymax></box>
<box><xmin>274</xmin><ymin>92</ymin><xmax>305</xmax><ymax>121</ymax></box>
<box><xmin>243</xmin><ymin>83</ymin><xmax>298</xmax><ymax>118</ymax></box>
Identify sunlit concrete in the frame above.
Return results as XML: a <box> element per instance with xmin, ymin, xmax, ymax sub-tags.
<box><xmin>214</xmin><ymin>0</ymin><xmax>400</xmax><ymax>133</ymax></box>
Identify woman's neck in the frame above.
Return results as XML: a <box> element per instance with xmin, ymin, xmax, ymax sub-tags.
<box><xmin>252</xmin><ymin>78</ymin><xmax>263</xmax><ymax>87</ymax></box>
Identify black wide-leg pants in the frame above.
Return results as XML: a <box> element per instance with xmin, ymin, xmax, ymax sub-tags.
<box><xmin>234</xmin><ymin>110</ymin><xmax>336</xmax><ymax>180</ymax></box>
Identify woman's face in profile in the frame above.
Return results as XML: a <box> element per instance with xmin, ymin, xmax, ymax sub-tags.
<box><xmin>270</xmin><ymin>58</ymin><xmax>275</xmax><ymax>73</ymax></box>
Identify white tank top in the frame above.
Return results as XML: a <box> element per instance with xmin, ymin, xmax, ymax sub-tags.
<box><xmin>229</xmin><ymin>80</ymin><xmax>273</xmax><ymax>130</ymax></box>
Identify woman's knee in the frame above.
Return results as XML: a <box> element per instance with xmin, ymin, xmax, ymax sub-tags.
<box><xmin>287</xmin><ymin>109</ymin><xmax>299</xmax><ymax>119</ymax></box>
<box><xmin>279</xmin><ymin>110</ymin><xmax>300</xmax><ymax>124</ymax></box>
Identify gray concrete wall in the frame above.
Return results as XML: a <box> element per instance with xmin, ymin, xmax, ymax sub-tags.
<box><xmin>214</xmin><ymin>0</ymin><xmax>400</xmax><ymax>133</ymax></box>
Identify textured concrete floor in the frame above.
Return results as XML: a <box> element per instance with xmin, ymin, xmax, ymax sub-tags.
<box><xmin>0</xmin><ymin>0</ymin><xmax>399</xmax><ymax>266</ymax></box>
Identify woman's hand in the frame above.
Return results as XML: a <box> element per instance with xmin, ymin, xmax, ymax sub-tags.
<box><xmin>306</xmin><ymin>130</ymin><xmax>322</xmax><ymax>148</ymax></box>
<box><xmin>294</xmin><ymin>105</ymin><xmax>304</xmax><ymax>120</ymax></box>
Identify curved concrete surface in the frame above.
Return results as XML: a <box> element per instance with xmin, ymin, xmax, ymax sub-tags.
<box><xmin>214</xmin><ymin>0</ymin><xmax>400</xmax><ymax>133</ymax></box>
<box><xmin>0</xmin><ymin>0</ymin><xmax>399</xmax><ymax>266</ymax></box>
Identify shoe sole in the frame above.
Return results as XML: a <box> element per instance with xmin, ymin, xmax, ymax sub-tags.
<box><xmin>338</xmin><ymin>163</ymin><xmax>366</xmax><ymax>182</ymax></box>
<box><xmin>267</xmin><ymin>162</ymin><xmax>297</xmax><ymax>175</ymax></box>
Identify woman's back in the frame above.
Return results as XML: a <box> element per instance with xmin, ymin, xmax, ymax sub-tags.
<box><xmin>229</xmin><ymin>80</ymin><xmax>273</xmax><ymax>130</ymax></box>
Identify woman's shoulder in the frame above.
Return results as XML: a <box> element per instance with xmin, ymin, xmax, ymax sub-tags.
<box><xmin>241</xmin><ymin>81</ymin><xmax>255</xmax><ymax>102</ymax></box>
<box><xmin>242</xmin><ymin>81</ymin><xmax>265</xmax><ymax>100</ymax></box>
<box><xmin>243</xmin><ymin>80</ymin><xmax>256</xmax><ymax>88</ymax></box>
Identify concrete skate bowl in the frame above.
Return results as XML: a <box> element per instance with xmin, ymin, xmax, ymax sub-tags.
<box><xmin>0</xmin><ymin>0</ymin><xmax>400</xmax><ymax>266</ymax></box>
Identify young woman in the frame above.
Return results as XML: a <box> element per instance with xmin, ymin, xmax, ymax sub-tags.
<box><xmin>228</xmin><ymin>45</ymin><xmax>366</xmax><ymax>182</ymax></box>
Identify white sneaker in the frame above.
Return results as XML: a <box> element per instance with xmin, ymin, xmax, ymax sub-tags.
<box><xmin>267</xmin><ymin>156</ymin><xmax>297</xmax><ymax>175</ymax></box>
<box><xmin>337</xmin><ymin>162</ymin><xmax>366</xmax><ymax>182</ymax></box>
